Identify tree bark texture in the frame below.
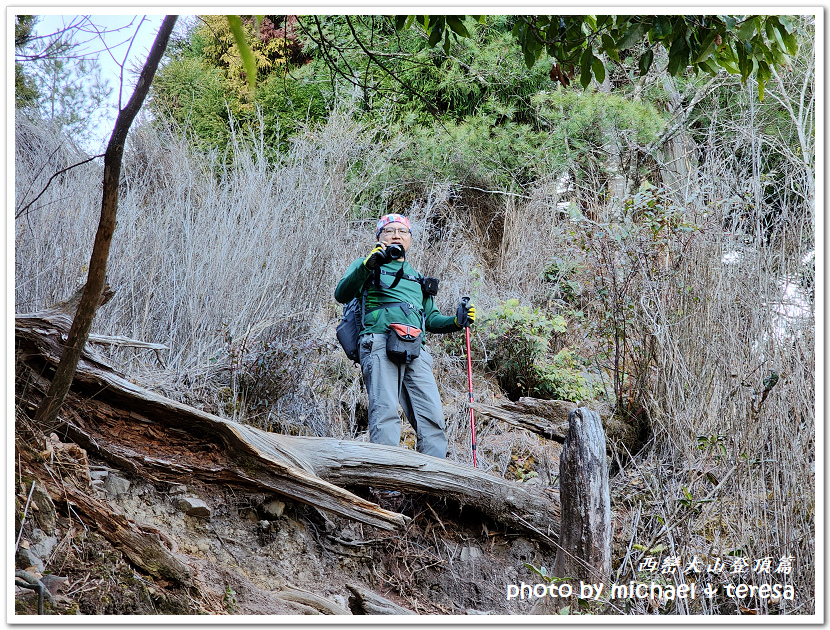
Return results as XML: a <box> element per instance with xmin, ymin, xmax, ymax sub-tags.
<box><xmin>471</xmin><ymin>398</ymin><xmax>575</xmax><ymax>443</ymax></box>
<box><xmin>33</xmin><ymin>16</ymin><xmax>178</xmax><ymax>429</ymax></box>
<box><xmin>16</xmin><ymin>309</ymin><xmax>561</xmax><ymax>547</ymax></box>
<box><xmin>553</xmin><ymin>408</ymin><xmax>611</xmax><ymax>583</ymax></box>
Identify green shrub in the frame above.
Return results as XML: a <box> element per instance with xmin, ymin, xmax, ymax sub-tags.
<box><xmin>149</xmin><ymin>56</ymin><xmax>238</xmax><ymax>150</ymax></box>
<box><xmin>257</xmin><ymin>65</ymin><xmax>331</xmax><ymax>150</ymax></box>
<box><xmin>542</xmin><ymin>256</ymin><xmax>583</xmax><ymax>303</ymax></box>
<box><xmin>535</xmin><ymin>347</ymin><xmax>596</xmax><ymax>402</ymax></box>
<box><xmin>476</xmin><ymin>299</ymin><xmax>596</xmax><ymax>401</ymax></box>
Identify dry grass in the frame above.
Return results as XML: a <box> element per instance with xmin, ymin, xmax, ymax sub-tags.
<box><xmin>554</xmin><ymin>141</ymin><xmax>814</xmax><ymax>613</ymax></box>
<box><xmin>17</xmin><ymin>108</ymin><xmax>396</xmax><ymax>378</ymax></box>
<box><xmin>15</xmin><ymin>102</ymin><xmax>814</xmax><ymax>614</ymax></box>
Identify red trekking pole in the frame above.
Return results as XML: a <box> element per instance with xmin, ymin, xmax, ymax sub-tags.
<box><xmin>460</xmin><ymin>297</ymin><xmax>477</xmax><ymax>467</ymax></box>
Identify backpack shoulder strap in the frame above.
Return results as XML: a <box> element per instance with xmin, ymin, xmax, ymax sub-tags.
<box><xmin>359</xmin><ymin>275</ymin><xmax>371</xmax><ymax>329</ymax></box>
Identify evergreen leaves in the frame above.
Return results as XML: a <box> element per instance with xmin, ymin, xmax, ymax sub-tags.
<box><xmin>403</xmin><ymin>15</ymin><xmax>799</xmax><ymax>99</ymax></box>
<box><xmin>145</xmin><ymin>13</ymin><xmax>809</xmax><ymax>202</ymax></box>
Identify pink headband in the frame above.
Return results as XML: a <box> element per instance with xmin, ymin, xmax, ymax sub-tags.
<box><xmin>376</xmin><ymin>214</ymin><xmax>411</xmax><ymax>238</ymax></box>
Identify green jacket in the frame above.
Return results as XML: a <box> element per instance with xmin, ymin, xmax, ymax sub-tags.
<box><xmin>335</xmin><ymin>258</ymin><xmax>459</xmax><ymax>336</ymax></box>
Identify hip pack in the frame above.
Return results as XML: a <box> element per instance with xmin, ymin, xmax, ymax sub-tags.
<box><xmin>336</xmin><ymin>297</ymin><xmax>425</xmax><ymax>364</ymax></box>
<box><xmin>386</xmin><ymin>323</ymin><xmax>422</xmax><ymax>364</ymax></box>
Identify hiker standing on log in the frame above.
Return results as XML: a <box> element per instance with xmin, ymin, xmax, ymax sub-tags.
<box><xmin>335</xmin><ymin>214</ymin><xmax>475</xmax><ymax>458</ymax></box>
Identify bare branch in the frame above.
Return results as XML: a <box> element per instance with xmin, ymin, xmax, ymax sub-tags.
<box><xmin>310</xmin><ymin>16</ymin><xmax>363</xmax><ymax>91</ymax></box>
<box><xmin>16</xmin><ymin>154</ymin><xmax>103</xmax><ymax>219</ymax></box>
<box><xmin>18</xmin><ymin>15</ymin><xmax>138</xmax><ymax>64</ymax></box>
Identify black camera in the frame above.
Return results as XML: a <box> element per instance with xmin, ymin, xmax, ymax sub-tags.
<box><xmin>384</xmin><ymin>243</ymin><xmax>405</xmax><ymax>261</ymax></box>
<box><xmin>420</xmin><ymin>276</ymin><xmax>439</xmax><ymax>296</ymax></box>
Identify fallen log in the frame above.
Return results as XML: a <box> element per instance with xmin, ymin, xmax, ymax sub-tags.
<box><xmin>471</xmin><ymin>398</ymin><xmax>575</xmax><ymax>442</ymax></box>
<box><xmin>472</xmin><ymin>397</ymin><xmax>635</xmax><ymax>456</ymax></box>
<box><xmin>85</xmin><ymin>333</ymin><xmax>168</xmax><ymax>351</ymax></box>
<box><xmin>16</xmin><ymin>312</ymin><xmax>406</xmax><ymax>532</ymax></box>
<box><xmin>277</xmin><ymin>435</ymin><xmax>560</xmax><ymax>539</ymax></box>
<box><xmin>16</xmin><ymin>310</ymin><xmax>560</xmax><ymax>545</ymax></box>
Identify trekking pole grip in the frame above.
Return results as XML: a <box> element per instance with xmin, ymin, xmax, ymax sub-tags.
<box><xmin>459</xmin><ymin>296</ymin><xmax>471</xmax><ymax>328</ymax></box>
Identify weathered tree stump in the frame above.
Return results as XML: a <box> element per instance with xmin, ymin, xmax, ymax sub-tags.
<box><xmin>553</xmin><ymin>407</ymin><xmax>611</xmax><ymax>582</ymax></box>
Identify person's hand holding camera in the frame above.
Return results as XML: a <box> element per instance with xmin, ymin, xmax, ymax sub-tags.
<box><xmin>363</xmin><ymin>243</ymin><xmax>386</xmax><ymax>269</ymax></box>
<box><xmin>364</xmin><ymin>243</ymin><xmax>406</xmax><ymax>270</ymax></box>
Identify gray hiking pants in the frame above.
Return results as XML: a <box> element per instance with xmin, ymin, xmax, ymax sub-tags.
<box><xmin>359</xmin><ymin>333</ymin><xmax>447</xmax><ymax>458</ymax></box>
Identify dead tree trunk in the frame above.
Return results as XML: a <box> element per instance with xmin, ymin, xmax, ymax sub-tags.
<box><xmin>471</xmin><ymin>398</ymin><xmax>573</xmax><ymax>442</ymax></box>
<box><xmin>553</xmin><ymin>407</ymin><xmax>611</xmax><ymax>582</ymax></box>
<box><xmin>279</xmin><ymin>435</ymin><xmax>560</xmax><ymax>538</ymax></box>
<box><xmin>33</xmin><ymin>16</ymin><xmax>177</xmax><ymax>428</ymax></box>
<box><xmin>16</xmin><ymin>308</ymin><xmax>560</xmax><ymax>547</ymax></box>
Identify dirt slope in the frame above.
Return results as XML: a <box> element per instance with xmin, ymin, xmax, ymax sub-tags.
<box><xmin>14</xmin><ymin>428</ymin><xmax>555</xmax><ymax>616</ymax></box>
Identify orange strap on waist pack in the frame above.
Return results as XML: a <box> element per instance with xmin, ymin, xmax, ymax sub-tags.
<box><xmin>388</xmin><ymin>323</ymin><xmax>422</xmax><ymax>340</ymax></box>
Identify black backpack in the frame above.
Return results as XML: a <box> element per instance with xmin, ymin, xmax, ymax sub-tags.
<box><xmin>336</xmin><ymin>291</ymin><xmax>366</xmax><ymax>363</ymax></box>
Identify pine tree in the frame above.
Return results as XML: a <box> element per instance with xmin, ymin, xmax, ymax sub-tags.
<box><xmin>32</xmin><ymin>54</ymin><xmax>112</xmax><ymax>148</ymax></box>
<box><xmin>14</xmin><ymin>15</ymin><xmax>40</xmax><ymax>108</ymax></box>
